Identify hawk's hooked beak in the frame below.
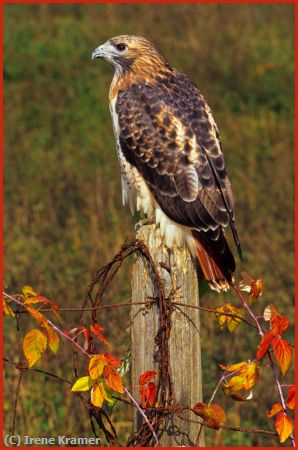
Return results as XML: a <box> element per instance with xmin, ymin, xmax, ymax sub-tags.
<box><xmin>92</xmin><ymin>45</ymin><xmax>106</xmax><ymax>60</ymax></box>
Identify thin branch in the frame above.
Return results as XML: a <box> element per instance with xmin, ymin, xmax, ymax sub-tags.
<box><xmin>177</xmin><ymin>414</ymin><xmax>277</xmax><ymax>437</ymax></box>
<box><xmin>208</xmin><ymin>374</ymin><xmax>226</xmax><ymax>406</ymax></box>
<box><xmin>11</xmin><ymin>370</ymin><xmax>24</xmax><ymax>436</ymax></box>
<box><xmin>47</xmin><ymin>319</ymin><xmax>92</xmax><ymax>358</ymax></box>
<box><xmin>10</xmin><ymin>297</ymin><xmax>295</xmax><ymax>348</ymax></box>
<box><xmin>7</xmin><ymin>291</ymin><xmax>255</xmax><ymax>332</ymax></box>
<box><xmin>3</xmin><ymin>358</ymin><xmax>72</xmax><ymax>385</ymax></box>
<box><xmin>124</xmin><ymin>387</ymin><xmax>160</xmax><ymax>446</ymax></box>
<box><xmin>195</xmin><ymin>423</ymin><xmax>204</xmax><ymax>446</ymax></box>
<box><xmin>171</xmin><ymin>301</ymin><xmax>257</xmax><ymax>330</ymax></box>
<box><xmin>11</xmin><ymin>299</ymin><xmax>255</xmax><ymax>330</ymax></box>
<box><xmin>232</xmin><ymin>285</ymin><xmax>263</xmax><ymax>336</ymax></box>
<box><xmin>12</xmin><ymin>300</ymin><xmax>152</xmax><ymax>314</ymax></box>
<box><xmin>4</xmin><ymin>292</ymin><xmax>91</xmax><ymax>359</ymax></box>
<box><xmin>221</xmin><ymin>423</ymin><xmax>276</xmax><ymax>437</ymax></box>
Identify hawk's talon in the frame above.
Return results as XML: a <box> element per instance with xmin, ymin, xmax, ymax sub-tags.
<box><xmin>135</xmin><ymin>217</ymin><xmax>155</xmax><ymax>231</ymax></box>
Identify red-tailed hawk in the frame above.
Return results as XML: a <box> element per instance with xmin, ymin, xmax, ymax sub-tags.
<box><xmin>92</xmin><ymin>35</ymin><xmax>242</xmax><ymax>292</ymax></box>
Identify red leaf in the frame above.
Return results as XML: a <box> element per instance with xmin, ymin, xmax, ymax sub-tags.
<box><xmin>146</xmin><ymin>382</ymin><xmax>157</xmax><ymax>407</ymax></box>
<box><xmin>102</xmin><ymin>351</ymin><xmax>121</xmax><ymax>368</ymax></box>
<box><xmin>275</xmin><ymin>412</ymin><xmax>293</xmax><ymax>443</ymax></box>
<box><xmin>272</xmin><ymin>337</ymin><xmax>292</xmax><ymax>376</ymax></box>
<box><xmin>139</xmin><ymin>385</ymin><xmax>147</xmax><ymax>408</ymax></box>
<box><xmin>90</xmin><ymin>323</ymin><xmax>110</xmax><ymax>347</ymax></box>
<box><xmin>286</xmin><ymin>385</ymin><xmax>295</xmax><ymax>409</ymax></box>
<box><xmin>270</xmin><ymin>313</ymin><xmax>289</xmax><ymax>336</ymax></box>
<box><xmin>256</xmin><ymin>332</ymin><xmax>273</xmax><ymax>360</ymax></box>
<box><xmin>103</xmin><ymin>365</ymin><xmax>124</xmax><ymax>394</ymax></box>
<box><xmin>139</xmin><ymin>370</ymin><xmax>157</xmax><ymax>386</ymax></box>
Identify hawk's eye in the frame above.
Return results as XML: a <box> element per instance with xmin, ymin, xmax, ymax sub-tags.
<box><xmin>115</xmin><ymin>43</ymin><xmax>127</xmax><ymax>52</ymax></box>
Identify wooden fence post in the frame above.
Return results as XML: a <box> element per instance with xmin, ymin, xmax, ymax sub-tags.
<box><xmin>131</xmin><ymin>223</ymin><xmax>205</xmax><ymax>446</ymax></box>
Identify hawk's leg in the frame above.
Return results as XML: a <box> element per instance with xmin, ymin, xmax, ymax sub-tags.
<box><xmin>134</xmin><ymin>216</ymin><xmax>155</xmax><ymax>231</ymax></box>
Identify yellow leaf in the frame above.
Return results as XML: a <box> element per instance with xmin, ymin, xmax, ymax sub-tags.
<box><xmin>215</xmin><ymin>306</ymin><xmax>227</xmax><ymax>330</ymax></box>
<box><xmin>221</xmin><ymin>361</ymin><xmax>259</xmax><ymax>392</ymax></box>
<box><xmin>227</xmin><ymin>313</ymin><xmax>242</xmax><ymax>333</ymax></box>
<box><xmin>91</xmin><ymin>381</ymin><xmax>108</xmax><ymax>407</ymax></box>
<box><xmin>89</xmin><ymin>355</ymin><xmax>107</xmax><ymax>379</ymax></box>
<box><xmin>23</xmin><ymin>329</ymin><xmax>47</xmax><ymax>367</ymax></box>
<box><xmin>46</xmin><ymin>326</ymin><xmax>59</xmax><ymax>353</ymax></box>
<box><xmin>219</xmin><ymin>361</ymin><xmax>247</xmax><ymax>372</ymax></box>
<box><xmin>242</xmin><ymin>363</ymin><xmax>259</xmax><ymax>389</ymax></box>
<box><xmin>71</xmin><ymin>376</ymin><xmax>94</xmax><ymax>392</ymax></box>
<box><xmin>223</xmin><ymin>375</ymin><xmax>247</xmax><ymax>393</ymax></box>
<box><xmin>21</xmin><ymin>285</ymin><xmax>37</xmax><ymax>298</ymax></box>
<box><xmin>215</xmin><ymin>304</ymin><xmax>242</xmax><ymax>333</ymax></box>
<box><xmin>243</xmin><ymin>361</ymin><xmax>258</xmax><ymax>376</ymax></box>
<box><xmin>103</xmin><ymin>383</ymin><xmax>117</xmax><ymax>406</ymax></box>
<box><xmin>3</xmin><ymin>297</ymin><xmax>15</xmax><ymax>317</ymax></box>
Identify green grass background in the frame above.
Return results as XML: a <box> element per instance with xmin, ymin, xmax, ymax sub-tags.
<box><xmin>4</xmin><ymin>3</ymin><xmax>294</xmax><ymax>446</ymax></box>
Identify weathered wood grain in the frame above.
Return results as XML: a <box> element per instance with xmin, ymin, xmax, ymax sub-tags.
<box><xmin>131</xmin><ymin>224</ymin><xmax>204</xmax><ymax>446</ymax></box>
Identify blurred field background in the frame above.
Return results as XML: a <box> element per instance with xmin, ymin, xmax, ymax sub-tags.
<box><xmin>4</xmin><ymin>3</ymin><xmax>294</xmax><ymax>447</ymax></box>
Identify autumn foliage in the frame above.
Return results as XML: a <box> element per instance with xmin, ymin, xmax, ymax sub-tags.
<box><xmin>71</xmin><ymin>352</ymin><xmax>124</xmax><ymax>408</ymax></box>
<box><xmin>139</xmin><ymin>371</ymin><xmax>157</xmax><ymax>408</ymax></box>
<box><xmin>192</xmin><ymin>402</ymin><xmax>227</xmax><ymax>430</ymax></box>
<box><xmin>3</xmin><ymin>265</ymin><xmax>295</xmax><ymax>446</ymax></box>
<box><xmin>256</xmin><ymin>306</ymin><xmax>292</xmax><ymax>375</ymax></box>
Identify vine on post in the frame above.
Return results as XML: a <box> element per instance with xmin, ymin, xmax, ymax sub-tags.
<box><xmin>3</xmin><ymin>238</ymin><xmax>295</xmax><ymax>446</ymax></box>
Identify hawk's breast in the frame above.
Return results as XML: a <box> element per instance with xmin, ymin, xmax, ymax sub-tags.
<box><xmin>109</xmin><ymin>95</ymin><xmax>155</xmax><ymax>217</ymax></box>
<box><xmin>109</xmin><ymin>94</ymin><xmax>193</xmax><ymax>250</ymax></box>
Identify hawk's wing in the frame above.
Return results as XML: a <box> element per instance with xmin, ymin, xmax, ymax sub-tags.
<box><xmin>115</xmin><ymin>72</ymin><xmax>241</xmax><ymax>258</ymax></box>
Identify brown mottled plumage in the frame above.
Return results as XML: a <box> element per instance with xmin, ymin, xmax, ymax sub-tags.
<box><xmin>92</xmin><ymin>35</ymin><xmax>242</xmax><ymax>292</ymax></box>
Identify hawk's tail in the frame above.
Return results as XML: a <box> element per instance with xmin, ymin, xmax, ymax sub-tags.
<box><xmin>191</xmin><ymin>229</ymin><xmax>235</xmax><ymax>292</ymax></box>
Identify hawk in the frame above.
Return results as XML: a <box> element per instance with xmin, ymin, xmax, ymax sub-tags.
<box><xmin>92</xmin><ymin>35</ymin><xmax>242</xmax><ymax>292</ymax></box>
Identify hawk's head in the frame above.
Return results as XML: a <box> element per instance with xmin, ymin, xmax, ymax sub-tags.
<box><xmin>92</xmin><ymin>35</ymin><xmax>168</xmax><ymax>75</ymax></box>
